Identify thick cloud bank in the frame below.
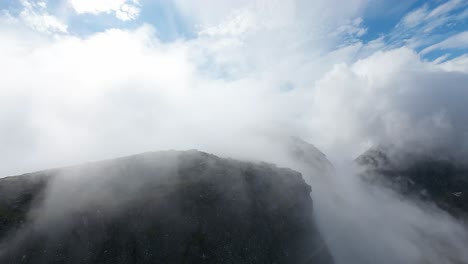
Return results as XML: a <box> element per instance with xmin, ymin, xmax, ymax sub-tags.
<box><xmin>1</xmin><ymin>21</ymin><xmax>467</xmax><ymax>175</ymax></box>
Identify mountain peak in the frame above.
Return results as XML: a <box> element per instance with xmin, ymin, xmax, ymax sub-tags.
<box><xmin>0</xmin><ymin>150</ymin><xmax>333</xmax><ymax>264</ymax></box>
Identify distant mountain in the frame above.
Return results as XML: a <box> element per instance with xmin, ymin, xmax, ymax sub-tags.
<box><xmin>356</xmin><ymin>147</ymin><xmax>468</xmax><ymax>218</ymax></box>
<box><xmin>0</xmin><ymin>150</ymin><xmax>333</xmax><ymax>264</ymax></box>
<box><xmin>286</xmin><ymin>137</ymin><xmax>334</xmax><ymax>175</ymax></box>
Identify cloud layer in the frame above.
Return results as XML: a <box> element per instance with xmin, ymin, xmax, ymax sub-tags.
<box><xmin>1</xmin><ymin>0</ymin><xmax>468</xmax><ymax>175</ymax></box>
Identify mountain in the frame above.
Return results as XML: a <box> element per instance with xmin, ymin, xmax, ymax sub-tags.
<box><xmin>286</xmin><ymin>137</ymin><xmax>334</xmax><ymax>175</ymax></box>
<box><xmin>0</xmin><ymin>150</ymin><xmax>333</xmax><ymax>264</ymax></box>
<box><xmin>356</xmin><ymin>147</ymin><xmax>468</xmax><ymax>218</ymax></box>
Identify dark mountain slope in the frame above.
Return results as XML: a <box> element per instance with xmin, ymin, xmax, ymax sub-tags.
<box><xmin>0</xmin><ymin>150</ymin><xmax>333</xmax><ymax>264</ymax></box>
<box><xmin>356</xmin><ymin>148</ymin><xmax>468</xmax><ymax>218</ymax></box>
<box><xmin>0</xmin><ymin>172</ymin><xmax>50</xmax><ymax>239</ymax></box>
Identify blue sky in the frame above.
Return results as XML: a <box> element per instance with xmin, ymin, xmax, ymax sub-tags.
<box><xmin>365</xmin><ymin>0</ymin><xmax>468</xmax><ymax>61</ymax></box>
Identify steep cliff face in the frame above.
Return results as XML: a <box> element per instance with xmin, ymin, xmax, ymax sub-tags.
<box><xmin>356</xmin><ymin>148</ymin><xmax>468</xmax><ymax>218</ymax></box>
<box><xmin>0</xmin><ymin>150</ymin><xmax>333</xmax><ymax>264</ymax></box>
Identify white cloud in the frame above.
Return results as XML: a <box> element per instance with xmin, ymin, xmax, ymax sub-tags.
<box><xmin>69</xmin><ymin>0</ymin><xmax>140</xmax><ymax>21</ymax></box>
<box><xmin>401</xmin><ymin>6</ymin><xmax>427</xmax><ymax>28</ymax></box>
<box><xmin>175</xmin><ymin>0</ymin><xmax>368</xmax><ymax>34</ymax></box>
<box><xmin>172</xmin><ymin>0</ymin><xmax>252</xmax><ymax>27</ymax></box>
<box><xmin>439</xmin><ymin>54</ymin><xmax>468</xmax><ymax>72</ymax></box>
<box><xmin>199</xmin><ymin>8</ymin><xmax>258</xmax><ymax>38</ymax></box>
<box><xmin>427</xmin><ymin>0</ymin><xmax>462</xmax><ymax>19</ymax></box>
<box><xmin>422</xmin><ymin>31</ymin><xmax>468</xmax><ymax>54</ymax></box>
<box><xmin>392</xmin><ymin>0</ymin><xmax>468</xmax><ymax>50</ymax></box>
<box><xmin>17</xmin><ymin>0</ymin><xmax>67</xmax><ymax>34</ymax></box>
<box><xmin>1</xmin><ymin>0</ymin><xmax>467</xmax><ymax>179</ymax></box>
<box><xmin>400</xmin><ymin>0</ymin><xmax>464</xmax><ymax>29</ymax></box>
<box><xmin>115</xmin><ymin>2</ymin><xmax>140</xmax><ymax>21</ymax></box>
<box><xmin>0</xmin><ymin>0</ymin><xmax>369</xmax><ymax>175</ymax></box>
<box><xmin>308</xmin><ymin>48</ymin><xmax>468</xmax><ymax>159</ymax></box>
<box><xmin>332</xmin><ymin>17</ymin><xmax>368</xmax><ymax>43</ymax></box>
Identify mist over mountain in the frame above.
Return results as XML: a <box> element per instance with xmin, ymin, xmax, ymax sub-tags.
<box><xmin>2</xmin><ymin>0</ymin><xmax>468</xmax><ymax>263</ymax></box>
<box><xmin>1</xmin><ymin>137</ymin><xmax>468</xmax><ymax>264</ymax></box>
<box><xmin>284</xmin><ymin>139</ymin><xmax>468</xmax><ymax>264</ymax></box>
<box><xmin>357</xmin><ymin>146</ymin><xmax>468</xmax><ymax>219</ymax></box>
<box><xmin>0</xmin><ymin>150</ymin><xmax>333</xmax><ymax>264</ymax></box>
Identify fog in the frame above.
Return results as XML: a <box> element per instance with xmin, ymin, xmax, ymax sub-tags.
<box><xmin>1</xmin><ymin>0</ymin><xmax>468</xmax><ymax>263</ymax></box>
<box><xmin>298</xmin><ymin>161</ymin><xmax>468</xmax><ymax>264</ymax></box>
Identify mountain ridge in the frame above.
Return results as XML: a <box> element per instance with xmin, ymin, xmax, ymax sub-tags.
<box><xmin>0</xmin><ymin>149</ymin><xmax>333</xmax><ymax>264</ymax></box>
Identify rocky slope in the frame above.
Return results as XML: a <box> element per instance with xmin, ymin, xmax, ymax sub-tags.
<box><xmin>0</xmin><ymin>150</ymin><xmax>333</xmax><ymax>264</ymax></box>
<box><xmin>356</xmin><ymin>147</ymin><xmax>468</xmax><ymax>218</ymax></box>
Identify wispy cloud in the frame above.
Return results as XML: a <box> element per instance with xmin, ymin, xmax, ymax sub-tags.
<box><xmin>422</xmin><ymin>31</ymin><xmax>468</xmax><ymax>54</ymax></box>
<box><xmin>16</xmin><ymin>0</ymin><xmax>67</xmax><ymax>34</ymax></box>
<box><xmin>384</xmin><ymin>0</ymin><xmax>468</xmax><ymax>53</ymax></box>
<box><xmin>69</xmin><ymin>0</ymin><xmax>141</xmax><ymax>21</ymax></box>
<box><xmin>399</xmin><ymin>0</ymin><xmax>465</xmax><ymax>32</ymax></box>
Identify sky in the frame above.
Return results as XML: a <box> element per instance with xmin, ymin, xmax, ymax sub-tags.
<box><xmin>1</xmin><ymin>0</ymin><xmax>468</xmax><ymax>176</ymax></box>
